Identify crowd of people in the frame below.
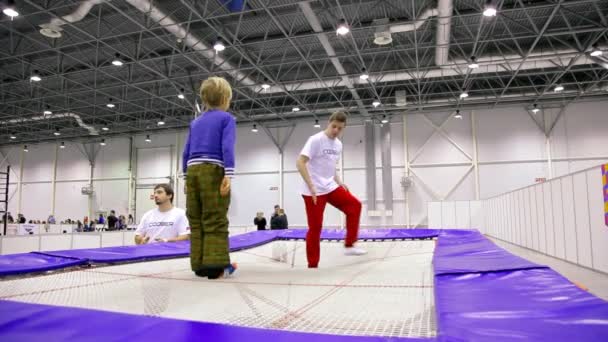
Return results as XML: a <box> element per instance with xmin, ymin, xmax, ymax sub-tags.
<box><xmin>1</xmin><ymin>211</ymin><xmax>135</xmax><ymax>232</ymax></box>
<box><xmin>254</xmin><ymin>205</ymin><xmax>288</xmax><ymax>230</ymax></box>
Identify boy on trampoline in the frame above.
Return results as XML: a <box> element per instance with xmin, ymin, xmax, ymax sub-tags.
<box><xmin>296</xmin><ymin>111</ymin><xmax>366</xmax><ymax>268</ymax></box>
<box><xmin>182</xmin><ymin>76</ymin><xmax>237</xmax><ymax>279</ymax></box>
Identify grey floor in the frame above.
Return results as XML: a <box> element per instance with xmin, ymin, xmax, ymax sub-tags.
<box><xmin>489</xmin><ymin>237</ymin><xmax>608</xmax><ymax>301</ymax></box>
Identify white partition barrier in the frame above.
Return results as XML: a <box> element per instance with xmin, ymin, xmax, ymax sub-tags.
<box><xmin>72</xmin><ymin>234</ymin><xmax>102</xmax><ymax>250</ymax></box>
<box><xmin>40</xmin><ymin>235</ymin><xmax>72</xmax><ymax>251</ymax></box>
<box><xmin>0</xmin><ymin>232</ymin><xmax>146</xmax><ymax>255</ymax></box>
<box><xmin>101</xmin><ymin>232</ymin><xmax>126</xmax><ymax>248</ymax></box>
<box><xmin>483</xmin><ymin>164</ymin><xmax>608</xmax><ymax>274</ymax></box>
<box><xmin>1</xmin><ymin>236</ymin><xmax>41</xmax><ymax>255</ymax></box>
<box><xmin>427</xmin><ymin>200</ymin><xmax>483</xmax><ymax>229</ymax></box>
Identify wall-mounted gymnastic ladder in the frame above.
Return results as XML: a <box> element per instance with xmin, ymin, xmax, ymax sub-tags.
<box><xmin>0</xmin><ymin>166</ymin><xmax>10</xmax><ymax>235</ymax></box>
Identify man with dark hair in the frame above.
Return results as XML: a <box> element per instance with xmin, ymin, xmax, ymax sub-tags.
<box><xmin>296</xmin><ymin>112</ymin><xmax>365</xmax><ymax>268</ymax></box>
<box><xmin>134</xmin><ymin>183</ymin><xmax>190</xmax><ymax>244</ymax></box>
<box><xmin>271</xmin><ymin>204</ymin><xmax>280</xmax><ymax>220</ymax></box>
<box><xmin>107</xmin><ymin>210</ymin><xmax>118</xmax><ymax>230</ymax></box>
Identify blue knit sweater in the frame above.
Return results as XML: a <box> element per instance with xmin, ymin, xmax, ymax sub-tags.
<box><xmin>182</xmin><ymin>110</ymin><xmax>236</xmax><ymax>177</ymax></box>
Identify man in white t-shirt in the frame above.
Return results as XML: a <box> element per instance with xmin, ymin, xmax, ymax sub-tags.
<box><xmin>135</xmin><ymin>184</ymin><xmax>190</xmax><ymax>244</ymax></box>
<box><xmin>296</xmin><ymin>111</ymin><xmax>365</xmax><ymax>268</ymax></box>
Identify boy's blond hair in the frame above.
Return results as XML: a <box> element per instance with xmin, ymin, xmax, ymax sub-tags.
<box><xmin>200</xmin><ymin>77</ymin><xmax>232</xmax><ymax>109</ymax></box>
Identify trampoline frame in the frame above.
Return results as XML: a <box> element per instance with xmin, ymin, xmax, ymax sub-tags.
<box><xmin>0</xmin><ymin>228</ymin><xmax>607</xmax><ymax>342</ymax></box>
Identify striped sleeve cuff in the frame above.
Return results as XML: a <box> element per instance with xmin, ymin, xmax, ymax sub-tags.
<box><xmin>225</xmin><ymin>167</ymin><xmax>235</xmax><ymax>178</ymax></box>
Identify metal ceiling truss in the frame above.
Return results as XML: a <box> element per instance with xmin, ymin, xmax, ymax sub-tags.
<box><xmin>1</xmin><ymin>0</ymin><xmax>608</xmax><ymax>145</ymax></box>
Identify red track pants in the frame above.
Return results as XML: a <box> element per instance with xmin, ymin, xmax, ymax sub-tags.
<box><xmin>302</xmin><ymin>186</ymin><xmax>362</xmax><ymax>268</ymax></box>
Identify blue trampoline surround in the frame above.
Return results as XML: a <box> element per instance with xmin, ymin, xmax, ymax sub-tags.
<box><xmin>0</xmin><ymin>253</ymin><xmax>87</xmax><ymax>277</ymax></box>
<box><xmin>0</xmin><ymin>228</ymin><xmax>607</xmax><ymax>341</ymax></box>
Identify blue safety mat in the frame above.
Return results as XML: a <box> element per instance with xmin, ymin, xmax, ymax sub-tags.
<box><xmin>0</xmin><ymin>252</ymin><xmax>86</xmax><ymax>276</ymax></box>
<box><xmin>0</xmin><ymin>299</ymin><xmax>428</xmax><ymax>342</ymax></box>
<box><xmin>435</xmin><ymin>268</ymin><xmax>608</xmax><ymax>341</ymax></box>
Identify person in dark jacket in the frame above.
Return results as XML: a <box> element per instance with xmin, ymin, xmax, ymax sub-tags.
<box><xmin>107</xmin><ymin>210</ymin><xmax>118</xmax><ymax>230</ymax></box>
<box><xmin>271</xmin><ymin>205</ymin><xmax>280</xmax><ymax>220</ymax></box>
<box><xmin>271</xmin><ymin>209</ymin><xmax>288</xmax><ymax>230</ymax></box>
<box><xmin>253</xmin><ymin>212</ymin><xmax>267</xmax><ymax>230</ymax></box>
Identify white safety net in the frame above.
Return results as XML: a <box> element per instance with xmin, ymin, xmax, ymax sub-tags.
<box><xmin>0</xmin><ymin>240</ymin><xmax>436</xmax><ymax>338</ymax></box>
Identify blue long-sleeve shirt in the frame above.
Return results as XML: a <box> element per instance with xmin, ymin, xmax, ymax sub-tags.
<box><xmin>182</xmin><ymin>110</ymin><xmax>236</xmax><ymax>177</ymax></box>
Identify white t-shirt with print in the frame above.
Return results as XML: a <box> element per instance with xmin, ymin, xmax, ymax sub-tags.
<box><xmin>135</xmin><ymin>207</ymin><xmax>190</xmax><ymax>242</ymax></box>
<box><xmin>299</xmin><ymin>131</ymin><xmax>342</xmax><ymax>196</ymax></box>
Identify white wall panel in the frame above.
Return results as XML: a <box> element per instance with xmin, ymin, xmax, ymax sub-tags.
<box><xmin>55</xmin><ymin>181</ymin><xmax>89</xmax><ymax>221</ymax></box>
<box><xmin>497</xmin><ymin>198</ymin><xmax>502</xmax><ymax>237</ymax></box>
<box><xmin>390</xmin><ymin>123</ymin><xmax>405</xmax><ymax>167</ymax></box>
<box><xmin>573</xmin><ymin>172</ymin><xmax>593</xmax><ymax>268</ymax></box>
<box><xmin>529</xmin><ymin>187</ymin><xmax>539</xmax><ymax>251</ymax></box>
<box><xmin>427</xmin><ymin>202</ymin><xmax>442</xmax><ymax>228</ymax></box>
<box><xmin>282</xmin><ymin>172</ymin><xmax>308</xmax><ymax>227</ymax></box>
<box><xmin>476</xmin><ymin>107</ymin><xmax>545</xmax><ymax>161</ymax></box>
<box><xmin>56</xmin><ymin>143</ymin><xmax>90</xmax><ymax>181</ymax></box>
<box><xmin>94</xmin><ymin>137</ymin><xmax>130</xmax><ymax>179</ymax></box>
<box><xmin>20</xmin><ymin>183</ymin><xmax>52</xmax><ymax>222</ymax></box>
<box><xmin>506</xmin><ymin>196</ymin><xmax>512</xmax><ymax>240</ymax></box>
<box><xmin>563</xmin><ymin>101</ymin><xmax>608</xmax><ymax>157</ymax></box>
<box><xmin>551</xmin><ymin>180</ymin><xmax>566</xmax><ymax>259</ymax></box>
<box><xmin>22</xmin><ymin>144</ymin><xmax>55</xmax><ymax>182</ymax></box>
<box><xmin>543</xmin><ymin>182</ymin><xmax>556</xmax><ymax>257</ymax></box>
<box><xmin>101</xmin><ymin>232</ymin><xmax>125</xmax><ymax>247</ymax></box>
<box><xmin>229</xmin><ymin>173</ymin><xmax>280</xmax><ymax>226</ymax></box>
<box><xmin>509</xmin><ymin>193</ymin><xmax>516</xmax><ymax>244</ymax></box>
<box><xmin>135</xmin><ymin>188</ymin><xmax>157</xmax><ymax>223</ymax></box>
<box><xmin>510</xmin><ymin>192</ymin><xmax>521</xmax><ymax>244</ymax></box>
<box><xmin>1</xmin><ymin>236</ymin><xmax>39</xmax><ymax>255</ymax></box>
<box><xmin>93</xmin><ymin>180</ymin><xmax>129</xmax><ymax>215</ymax></box>
<box><xmin>441</xmin><ymin>201</ymin><xmax>456</xmax><ymax>228</ymax></box>
<box><xmin>414</xmin><ymin>133</ymin><xmax>471</xmax><ymax>164</ymax></box>
<box><xmin>479</xmin><ymin>162</ymin><xmax>546</xmax><ymax>198</ymax></box>
<box><xmin>560</xmin><ymin>177</ymin><xmax>578</xmax><ymax>263</ymax></box>
<box><xmin>123</xmin><ymin>231</ymin><xmax>137</xmax><ymax>246</ymax></box>
<box><xmin>501</xmin><ymin>197</ymin><xmax>507</xmax><ymax>239</ymax></box>
<box><xmin>490</xmin><ymin>198</ymin><xmax>498</xmax><ymax>237</ymax></box>
<box><xmin>547</xmin><ymin>107</ymin><xmax>568</xmax><ymax>159</ymax></box>
<box><xmin>535</xmin><ymin>185</ymin><xmax>547</xmax><ymax>254</ymax></box>
<box><xmin>519</xmin><ymin>188</ymin><xmax>532</xmax><ymax>248</ymax></box>
<box><xmin>517</xmin><ymin>190</ymin><xmax>525</xmax><ymax>246</ymax></box>
<box><xmin>175</xmin><ymin>178</ymin><xmax>186</xmax><ymax>210</ymax></box>
<box><xmin>136</xmin><ymin>147</ymin><xmax>171</xmax><ymax>179</ymax></box>
<box><xmin>586</xmin><ymin>168</ymin><xmax>608</xmax><ymax>273</ymax></box>
<box><xmin>568</xmin><ymin>160</ymin><xmax>608</xmax><ymax>173</ymax></box>
<box><xmin>445</xmin><ymin>171</ymin><xmax>475</xmax><ymax>201</ymax></box>
<box><xmin>391</xmin><ymin>168</ymin><xmax>407</xmax><ymax>201</ymax></box>
<box><xmin>470</xmin><ymin>201</ymin><xmax>483</xmax><ymax>230</ymax></box>
<box><xmin>412</xmin><ymin>165</ymin><xmax>473</xmax><ymax>200</ymax></box>
<box><xmin>72</xmin><ymin>234</ymin><xmax>101</xmax><ymax>249</ymax></box>
<box><xmin>7</xmin><ymin>183</ymin><xmax>18</xmax><ymax>217</ymax></box>
<box><xmin>443</xmin><ymin>110</ymin><xmax>473</xmax><ymax>159</ymax></box>
<box><xmin>40</xmin><ymin>235</ymin><xmax>71</xmax><ymax>251</ymax></box>
<box><xmin>552</xmin><ymin>161</ymin><xmax>571</xmax><ymax>178</ymax></box>
<box><xmin>341</xmin><ymin>124</ymin><xmax>365</xmax><ymax>169</ymax></box>
<box><xmin>406</xmin><ymin>114</ymin><xmax>437</xmax><ymax>161</ymax></box>
<box><xmin>235</xmin><ymin>126</ymin><xmax>280</xmax><ymax>173</ymax></box>
<box><xmin>0</xmin><ymin>146</ymin><xmax>22</xmax><ymax>178</ymax></box>
<box><xmin>455</xmin><ymin>201</ymin><xmax>470</xmax><ymax>228</ymax></box>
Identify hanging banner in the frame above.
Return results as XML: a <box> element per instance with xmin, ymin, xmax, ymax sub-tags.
<box><xmin>603</xmin><ymin>164</ymin><xmax>608</xmax><ymax>227</ymax></box>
